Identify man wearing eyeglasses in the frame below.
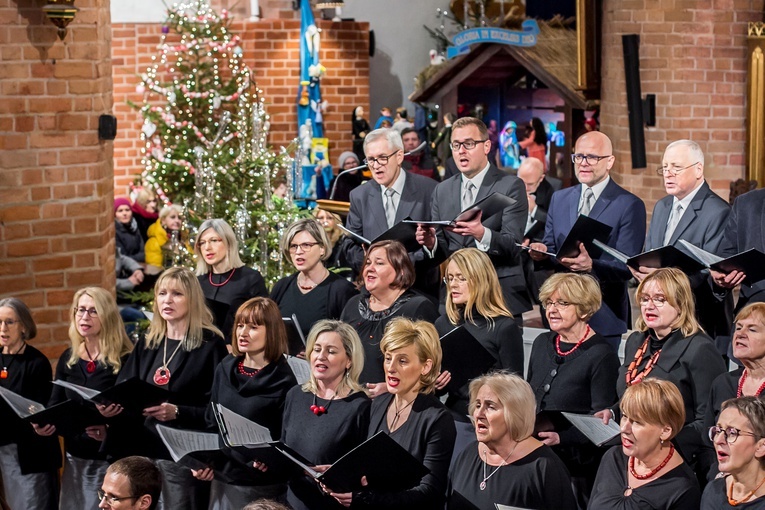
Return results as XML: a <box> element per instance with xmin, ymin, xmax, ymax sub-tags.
<box><xmin>635</xmin><ymin>140</ymin><xmax>732</xmax><ymax>341</ymax></box>
<box><xmin>343</xmin><ymin>128</ymin><xmax>439</xmax><ymax>297</ymax></box>
<box><xmin>417</xmin><ymin>117</ymin><xmax>531</xmax><ymax>320</ymax></box>
<box><xmin>98</xmin><ymin>456</ymin><xmax>160</xmax><ymax>509</ymax></box>
<box><xmin>529</xmin><ymin>131</ymin><xmax>646</xmax><ymax>350</ymax></box>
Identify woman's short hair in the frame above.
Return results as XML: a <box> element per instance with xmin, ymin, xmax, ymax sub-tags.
<box><xmin>721</xmin><ymin>396</ymin><xmax>765</xmax><ymax>444</ymax></box>
<box><xmin>538</xmin><ymin>272</ymin><xmax>602</xmax><ymax>321</ymax></box>
<box><xmin>302</xmin><ymin>320</ymin><xmax>365</xmax><ymax>395</ymax></box>
<box><xmin>620</xmin><ymin>378</ymin><xmax>685</xmax><ymax>440</ymax></box>
<box><xmin>146</xmin><ymin>267</ymin><xmax>222</xmax><ymax>350</ymax></box>
<box><xmin>634</xmin><ymin>268</ymin><xmax>700</xmax><ymax>336</ymax></box>
<box><xmin>231</xmin><ymin>298</ymin><xmax>287</xmax><ymax>362</ymax></box>
<box><xmin>358</xmin><ymin>240</ymin><xmax>415</xmax><ymax>291</ymax></box>
<box><xmin>133</xmin><ymin>188</ymin><xmax>156</xmax><ymax>209</ymax></box>
<box><xmin>468</xmin><ymin>372</ymin><xmax>536</xmax><ymax>442</ymax></box>
<box><xmin>158</xmin><ymin>204</ymin><xmax>182</xmax><ymax>225</ymax></box>
<box><xmin>379</xmin><ymin>318</ymin><xmax>441</xmax><ymax>394</ymax></box>
<box><xmin>67</xmin><ymin>287</ymin><xmax>133</xmax><ymax>374</ymax></box>
<box><xmin>0</xmin><ymin>297</ymin><xmax>36</xmax><ymax>341</ymax></box>
<box><xmin>444</xmin><ymin>248</ymin><xmax>512</xmax><ymax>327</ymax></box>
<box><xmin>194</xmin><ymin>219</ymin><xmax>244</xmax><ymax>275</ymax></box>
<box><xmin>280</xmin><ymin>218</ymin><xmax>331</xmax><ymax>263</ymax></box>
<box><xmin>734</xmin><ymin>302</ymin><xmax>765</xmax><ymax>326</ymax></box>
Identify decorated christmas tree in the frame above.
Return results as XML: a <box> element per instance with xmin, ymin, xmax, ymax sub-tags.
<box><xmin>131</xmin><ymin>0</ymin><xmax>304</xmax><ymax>286</ymax></box>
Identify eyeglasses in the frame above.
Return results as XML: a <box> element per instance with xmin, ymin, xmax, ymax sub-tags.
<box><xmin>97</xmin><ymin>489</ymin><xmax>138</xmax><ymax>506</ymax></box>
<box><xmin>75</xmin><ymin>308</ymin><xmax>99</xmax><ymax>317</ymax></box>
<box><xmin>571</xmin><ymin>154</ymin><xmax>611</xmax><ymax>165</ymax></box>
<box><xmin>543</xmin><ymin>300</ymin><xmax>572</xmax><ymax>310</ymax></box>
<box><xmin>443</xmin><ymin>274</ymin><xmax>468</xmax><ymax>285</ymax></box>
<box><xmin>451</xmin><ymin>139</ymin><xmax>488</xmax><ymax>151</ymax></box>
<box><xmin>288</xmin><ymin>242</ymin><xmax>319</xmax><ymax>253</ymax></box>
<box><xmin>0</xmin><ymin>319</ymin><xmax>18</xmax><ymax>327</ymax></box>
<box><xmin>364</xmin><ymin>150</ymin><xmax>400</xmax><ymax>167</ymax></box>
<box><xmin>708</xmin><ymin>425</ymin><xmax>761</xmax><ymax>444</ymax></box>
<box><xmin>638</xmin><ymin>295</ymin><xmax>668</xmax><ymax>308</ymax></box>
<box><xmin>196</xmin><ymin>237</ymin><xmax>224</xmax><ymax>249</ymax></box>
<box><xmin>656</xmin><ymin>162</ymin><xmax>699</xmax><ymax>177</ymax></box>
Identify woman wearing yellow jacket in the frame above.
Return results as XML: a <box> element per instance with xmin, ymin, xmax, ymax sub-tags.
<box><xmin>145</xmin><ymin>205</ymin><xmax>190</xmax><ymax>270</ymax></box>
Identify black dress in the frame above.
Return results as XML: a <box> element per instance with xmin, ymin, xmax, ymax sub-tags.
<box><xmin>270</xmin><ymin>272</ymin><xmax>358</xmax><ymax>338</ymax></box>
<box><xmin>588</xmin><ymin>446</ymin><xmax>701</xmax><ymax>510</ymax></box>
<box><xmin>198</xmin><ymin>266</ymin><xmax>268</xmax><ymax>342</ymax></box>
<box><xmin>447</xmin><ymin>442</ymin><xmax>577</xmax><ymax>510</ymax></box>
<box><xmin>281</xmin><ymin>387</ymin><xmax>371</xmax><ymax>510</ymax></box>
<box><xmin>352</xmin><ymin>392</ymin><xmax>456</xmax><ymax>510</ymax></box>
<box><xmin>701</xmin><ymin>476</ymin><xmax>765</xmax><ymax>509</ymax></box>
<box><xmin>340</xmin><ymin>289</ymin><xmax>439</xmax><ymax>384</ymax></box>
<box><xmin>434</xmin><ymin>314</ymin><xmax>524</xmax><ymax>420</ymax></box>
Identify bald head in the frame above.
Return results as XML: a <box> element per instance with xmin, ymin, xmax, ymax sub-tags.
<box><xmin>573</xmin><ymin>131</ymin><xmax>615</xmax><ymax>187</ymax></box>
<box><xmin>517</xmin><ymin>158</ymin><xmax>545</xmax><ymax>194</ymax></box>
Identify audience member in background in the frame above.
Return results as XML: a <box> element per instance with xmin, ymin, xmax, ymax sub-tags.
<box><xmin>486</xmin><ymin>119</ymin><xmax>499</xmax><ymax>164</ymax></box>
<box><xmin>447</xmin><ymin>372</ymin><xmax>576</xmax><ymax>510</ymax></box>
<box><xmin>329</xmin><ymin>318</ymin><xmax>456</xmax><ymax>509</ymax></box>
<box><xmin>351</xmin><ymin>106</ymin><xmax>371</xmax><ymax>164</ymax></box>
<box><xmin>145</xmin><ymin>204</ymin><xmax>187</xmax><ymax>270</ymax></box>
<box><xmin>598</xmin><ymin>268</ymin><xmax>726</xmax><ymax>472</ymax></box>
<box><xmin>131</xmin><ymin>187</ymin><xmax>160</xmax><ymax>242</ymax></box>
<box><xmin>271</xmin><ymin>219</ymin><xmax>357</xmax><ymax>339</ymax></box>
<box><xmin>33</xmin><ymin>288</ymin><xmax>133</xmax><ymax>510</ymax></box>
<box><xmin>701</xmin><ymin>397</ymin><xmax>765</xmax><ymax>509</ymax></box>
<box><xmin>312</xmin><ymin>208</ymin><xmax>347</xmax><ymax>271</ymax></box>
<box><xmin>329</xmin><ymin>151</ymin><xmax>364</xmax><ymax>202</ymax></box>
<box><xmin>373</xmin><ymin>106</ymin><xmax>393</xmax><ymax>129</ymax></box>
<box><xmin>193</xmin><ymin>298</ymin><xmax>296</xmax><ymax>508</ymax></box>
<box><xmin>435</xmin><ymin>248</ymin><xmax>524</xmax><ymax>458</ymax></box>
<box><xmin>392</xmin><ymin>107</ymin><xmax>413</xmax><ymax>132</ymax></box>
<box><xmin>401</xmin><ymin>127</ymin><xmax>439</xmax><ymax>181</ymax></box>
<box><xmin>340</xmin><ymin>240</ymin><xmax>438</xmax><ymax>396</ymax></box>
<box><xmin>527</xmin><ymin>273</ymin><xmax>619</xmax><ymax>506</ymax></box>
<box><xmin>195</xmin><ymin>219</ymin><xmax>268</xmax><ymax>342</ymax></box>
<box><xmin>0</xmin><ymin>298</ymin><xmax>61</xmax><ymax>510</ymax></box>
<box><xmin>115</xmin><ymin>197</ymin><xmax>146</xmax><ymax>264</ymax></box>
<box><xmin>99</xmin><ymin>456</ymin><xmax>162</xmax><ymax>510</ymax></box>
<box><xmin>518</xmin><ymin>117</ymin><xmax>547</xmax><ymax>169</ymax></box>
<box><xmin>589</xmin><ymin>379</ymin><xmax>701</xmax><ymax>510</ymax></box>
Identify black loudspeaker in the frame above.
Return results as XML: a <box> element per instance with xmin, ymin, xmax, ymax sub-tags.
<box><xmin>98</xmin><ymin>114</ymin><xmax>117</xmax><ymax>140</ymax></box>
<box><xmin>643</xmin><ymin>94</ymin><xmax>656</xmax><ymax>127</ymax></box>
<box><xmin>369</xmin><ymin>30</ymin><xmax>375</xmax><ymax>57</ymax></box>
<box><xmin>622</xmin><ymin>34</ymin><xmax>646</xmax><ymax>169</ymax></box>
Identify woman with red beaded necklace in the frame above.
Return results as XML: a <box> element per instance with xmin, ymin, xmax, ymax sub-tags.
<box><xmin>702</xmin><ymin>396</ymin><xmax>765</xmax><ymax>508</ymax></box>
<box><xmin>526</xmin><ymin>272</ymin><xmax>620</xmax><ymax>506</ymax></box>
<box><xmin>192</xmin><ymin>297</ymin><xmax>297</xmax><ymax>508</ymax></box>
<box><xmin>589</xmin><ymin>378</ymin><xmax>701</xmax><ymax>509</ymax></box>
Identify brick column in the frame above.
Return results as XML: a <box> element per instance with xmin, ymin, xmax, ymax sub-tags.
<box><xmin>0</xmin><ymin>0</ymin><xmax>115</xmax><ymax>358</ymax></box>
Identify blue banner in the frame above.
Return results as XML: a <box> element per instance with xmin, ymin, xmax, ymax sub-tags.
<box><xmin>446</xmin><ymin>19</ymin><xmax>540</xmax><ymax>59</ymax></box>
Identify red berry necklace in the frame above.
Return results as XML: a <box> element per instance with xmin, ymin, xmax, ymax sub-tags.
<box><xmin>555</xmin><ymin>324</ymin><xmax>591</xmax><ymax>357</ymax></box>
<box><xmin>737</xmin><ymin>369</ymin><xmax>765</xmax><ymax>397</ymax></box>
<box><xmin>629</xmin><ymin>443</ymin><xmax>674</xmax><ymax>481</ymax></box>
<box><xmin>311</xmin><ymin>393</ymin><xmax>336</xmax><ymax>416</ymax></box>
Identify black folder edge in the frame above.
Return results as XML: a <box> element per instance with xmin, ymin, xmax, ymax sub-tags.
<box><xmin>440</xmin><ymin>326</ymin><xmax>497</xmax><ymax>391</ymax></box>
<box><xmin>91</xmin><ymin>378</ymin><xmax>169</xmax><ymax>411</ymax></box>
<box><xmin>556</xmin><ymin>215</ymin><xmax>613</xmax><ymax>260</ymax></box>
<box><xmin>339</xmin><ymin>221</ymin><xmax>420</xmax><ymax>252</ymax></box>
<box><xmin>627</xmin><ymin>245</ymin><xmax>707</xmax><ymax>274</ymax></box>
<box><xmin>22</xmin><ymin>400</ymin><xmax>106</xmax><ymax>435</ymax></box>
<box><xmin>710</xmin><ymin>249</ymin><xmax>765</xmax><ymax>286</ymax></box>
<box><xmin>283</xmin><ymin>315</ymin><xmax>307</xmax><ymax>356</ymax></box>
<box><xmin>406</xmin><ymin>192</ymin><xmax>517</xmax><ymax>227</ymax></box>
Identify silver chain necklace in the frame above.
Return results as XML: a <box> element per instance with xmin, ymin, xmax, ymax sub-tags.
<box><xmin>480</xmin><ymin>442</ymin><xmax>518</xmax><ymax>491</ymax></box>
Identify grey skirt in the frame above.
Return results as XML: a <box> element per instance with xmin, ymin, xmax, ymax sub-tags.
<box><xmin>60</xmin><ymin>452</ymin><xmax>108</xmax><ymax>510</ymax></box>
<box><xmin>0</xmin><ymin>443</ymin><xmax>58</xmax><ymax>510</ymax></box>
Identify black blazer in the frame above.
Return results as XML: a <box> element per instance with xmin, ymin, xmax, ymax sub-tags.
<box><xmin>524</xmin><ymin>177</ymin><xmax>555</xmax><ymax>242</ymax></box>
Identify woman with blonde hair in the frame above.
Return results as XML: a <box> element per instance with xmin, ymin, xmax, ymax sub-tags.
<box><xmin>596</xmin><ymin>268</ymin><xmax>726</xmax><ymax>467</ymax></box>
<box><xmin>312</xmin><ymin>208</ymin><xmax>348</xmax><ymax>271</ymax></box>
<box><xmin>131</xmin><ymin>186</ymin><xmax>159</xmax><ymax>240</ymax></box>
<box><xmin>435</xmin><ymin>248</ymin><xmax>524</xmax><ymax>456</ymax></box>
<box><xmin>145</xmin><ymin>204</ymin><xmax>191</xmax><ymax>270</ymax></box>
<box><xmin>589</xmin><ymin>379</ymin><xmax>701</xmax><ymax>509</ymax></box>
<box><xmin>34</xmin><ymin>287</ymin><xmax>133</xmax><ymax>509</ymax></box>
<box><xmin>329</xmin><ymin>318</ymin><xmax>456</xmax><ymax>509</ymax></box>
<box><xmin>195</xmin><ymin>218</ymin><xmax>268</xmax><ymax>341</ymax></box>
<box><xmin>117</xmin><ymin>267</ymin><xmax>227</xmax><ymax>509</ymax></box>
<box><xmin>447</xmin><ymin>372</ymin><xmax>576</xmax><ymax>509</ymax></box>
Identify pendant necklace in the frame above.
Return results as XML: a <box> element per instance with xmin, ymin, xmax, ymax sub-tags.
<box><xmin>480</xmin><ymin>442</ymin><xmax>518</xmax><ymax>491</ymax></box>
<box><xmin>389</xmin><ymin>396</ymin><xmax>415</xmax><ymax>431</ymax></box>
<box><xmin>153</xmin><ymin>336</ymin><xmax>185</xmax><ymax>386</ymax></box>
<box><xmin>83</xmin><ymin>342</ymin><xmax>99</xmax><ymax>374</ymax></box>
<box><xmin>0</xmin><ymin>342</ymin><xmax>26</xmax><ymax>380</ymax></box>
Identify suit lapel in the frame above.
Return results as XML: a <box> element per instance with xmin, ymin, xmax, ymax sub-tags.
<box><xmin>569</xmin><ymin>184</ymin><xmax>582</xmax><ymax>224</ymax></box>
<box><xmin>668</xmin><ymin>187</ymin><xmax>708</xmax><ymax>245</ymax></box>
<box><xmin>649</xmin><ymin>199</ymin><xmax>671</xmax><ymax>249</ymax></box>
<box><xmin>367</xmin><ymin>182</ymin><xmax>389</xmax><ymax>234</ymax></box>
<box><xmin>474</xmin><ymin>166</ymin><xmax>499</xmax><ymax>203</ymax></box>
<box><xmin>396</xmin><ymin>175</ymin><xmax>416</xmax><ymax>222</ymax></box>
<box><xmin>589</xmin><ymin>180</ymin><xmax>614</xmax><ymax>220</ymax></box>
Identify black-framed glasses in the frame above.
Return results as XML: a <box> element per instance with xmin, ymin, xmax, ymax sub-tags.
<box><xmin>288</xmin><ymin>242</ymin><xmax>319</xmax><ymax>253</ymax></box>
<box><xmin>708</xmin><ymin>425</ymin><xmax>761</xmax><ymax>444</ymax></box>
<box><xmin>364</xmin><ymin>150</ymin><xmax>400</xmax><ymax>167</ymax></box>
<box><xmin>75</xmin><ymin>308</ymin><xmax>99</xmax><ymax>317</ymax></box>
<box><xmin>571</xmin><ymin>153</ymin><xmax>611</xmax><ymax>165</ymax></box>
<box><xmin>97</xmin><ymin>489</ymin><xmax>139</xmax><ymax>505</ymax></box>
<box><xmin>656</xmin><ymin>162</ymin><xmax>699</xmax><ymax>177</ymax></box>
<box><xmin>451</xmin><ymin>139</ymin><xmax>488</xmax><ymax>151</ymax></box>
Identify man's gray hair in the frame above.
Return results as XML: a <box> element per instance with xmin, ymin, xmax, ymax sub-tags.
<box><xmin>664</xmin><ymin>139</ymin><xmax>704</xmax><ymax>167</ymax></box>
<box><xmin>363</xmin><ymin>128</ymin><xmax>404</xmax><ymax>154</ymax></box>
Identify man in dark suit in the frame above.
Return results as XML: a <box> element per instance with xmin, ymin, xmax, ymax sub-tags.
<box><xmin>530</xmin><ymin>131</ymin><xmax>646</xmax><ymax>350</ymax></box>
<box><xmin>714</xmin><ymin>187</ymin><xmax>765</xmax><ymax>310</ymax></box>
<box><xmin>416</xmin><ymin>117</ymin><xmax>531</xmax><ymax>319</ymax></box>
<box><xmin>401</xmin><ymin>127</ymin><xmax>439</xmax><ymax>181</ymax></box>
<box><xmin>631</xmin><ymin>140</ymin><xmax>732</xmax><ymax>340</ymax></box>
<box><xmin>342</xmin><ymin>128</ymin><xmax>438</xmax><ymax>297</ymax></box>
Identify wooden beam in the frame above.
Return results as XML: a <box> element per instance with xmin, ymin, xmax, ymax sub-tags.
<box><xmin>747</xmin><ymin>22</ymin><xmax>765</xmax><ymax>187</ymax></box>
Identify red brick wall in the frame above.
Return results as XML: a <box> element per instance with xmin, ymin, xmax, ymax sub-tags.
<box><xmin>600</xmin><ymin>0</ymin><xmax>764</xmax><ymax>215</ymax></box>
<box><xmin>112</xmin><ymin>18</ymin><xmax>370</xmax><ymax>193</ymax></box>
<box><xmin>0</xmin><ymin>0</ymin><xmax>115</xmax><ymax>357</ymax></box>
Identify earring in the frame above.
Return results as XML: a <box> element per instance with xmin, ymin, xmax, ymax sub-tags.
<box><xmin>660</xmin><ymin>438</ymin><xmax>665</xmax><ymax>445</ymax></box>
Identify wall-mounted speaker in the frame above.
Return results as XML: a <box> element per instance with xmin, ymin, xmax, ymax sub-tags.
<box><xmin>98</xmin><ymin>114</ymin><xmax>117</xmax><ymax>140</ymax></box>
<box><xmin>369</xmin><ymin>30</ymin><xmax>375</xmax><ymax>57</ymax></box>
<box><xmin>622</xmin><ymin>34</ymin><xmax>647</xmax><ymax>169</ymax></box>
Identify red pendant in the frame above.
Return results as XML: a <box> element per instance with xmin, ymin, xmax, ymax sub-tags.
<box><xmin>153</xmin><ymin>366</ymin><xmax>171</xmax><ymax>386</ymax></box>
<box><xmin>86</xmin><ymin>360</ymin><xmax>97</xmax><ymax>374</ymax></box>
<box><xmin>0</xmin><ymin>368</ymin><xmax>7</xmax><ymax>379</ymax></box>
